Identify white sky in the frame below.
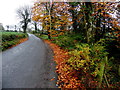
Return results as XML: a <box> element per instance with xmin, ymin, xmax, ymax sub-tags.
<box><xmin>0</xmin><ymin>0</ymin><xmax>35</xmax><ymax>27</ymax></box>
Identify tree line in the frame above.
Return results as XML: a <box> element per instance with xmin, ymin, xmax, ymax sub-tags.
<box><xmin>32</xmin><ymin>1</ymin><xmax>120</xmax><ymax>44</ymax></box>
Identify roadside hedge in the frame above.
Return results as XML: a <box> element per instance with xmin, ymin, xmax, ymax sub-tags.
<box><xmin>1</xmin><ymin>32</ymin><xmax>28</xmax><ymax>51</ymax></box>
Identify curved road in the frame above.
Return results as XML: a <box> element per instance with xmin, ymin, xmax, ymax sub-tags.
<box><xmin>2</xmin><ymin>34</ymin><xmax>57</xmax><ymax>88</ymax></box>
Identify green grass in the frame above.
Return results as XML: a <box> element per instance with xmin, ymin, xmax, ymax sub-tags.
<box><xmin>35</xmin><ymin>33</ymin><xmax>85</xmax><ymax>50</ymax></box>
<box><xmin>35</xmin><ymin>34</ymin><xmax>49</xmax><ymax>40</ymax></box>
<box><xmin>1</xmin><ymin>32</ymin><xmax>28</xmax><ymax>51</ymax></box>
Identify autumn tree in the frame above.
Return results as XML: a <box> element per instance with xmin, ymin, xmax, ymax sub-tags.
<box><xmin>32</xmin><ymin>1</ymin><xmax>119</xmax><ymax>43</ymax></box>
<box><xmin>67</xmin><ymin>2</ymin><xmax>95</xmax><ymax>43</ymax></box>
<box><xmin>32</xmin><ymin>1</ymin><xmax>71</xmax><ymax>39</ymax></box>
<box><xmin>93</xmin><ymin>2</ymin><xmax>120</xmax><ymax>42</ymax></box>
<box><xmin>32</xmin><ymin>1</ymin><xmax>53</xmax><ymax>39</ymax></box>
<box><xmin>68</xmin><ymin>2</ymin><xmax>84</xmax><ymax>33</ymax></box>
<box><xmin>31</xmin><ymin>21</ymin><xmax>39</xmax><ymax>33</ymax></box>
<box><xmin>17</xmin><ymin>5</ymin><xmax>31</xmax><ymax>33</ymax></box>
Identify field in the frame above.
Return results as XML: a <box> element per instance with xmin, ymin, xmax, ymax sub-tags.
<box><xmin>1</xmin><ymin>32</ymin><xmax>28</xmax><ymax>51</ymax></box>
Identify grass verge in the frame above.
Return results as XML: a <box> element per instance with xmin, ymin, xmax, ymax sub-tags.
<box><xmin>1</xmin><ymin>32</ymin><xmax>28</xmax><ymax>51</ymax></box>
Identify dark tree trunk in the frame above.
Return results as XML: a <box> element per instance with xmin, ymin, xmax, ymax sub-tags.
<box><xmin>85</xmin><ymin>2</ymin><xmax>92</xmax><ymax>43</ymax></box>
<box><xmin>47</xmin><ymin>31</ymin><xmax>51</xmax><ymax>39</ymax></box>
<box><xmin>101</xmin><ymin>12</ymin><xmax>106</xmax><ymax>38</ymax></box>
<box><xmin>23</xmin><ymin>22</ymin><xmax>27</xmax><ymax>33</ymax></box>
<box><xmin>68</xmin><ymin>3</ymin><xmax>79</xmax><ymax>34</ymax></box>
<box><xmin>34</xmin><ymin>22</ymin><xmax>37</xmax><ymax>33</ymax></box>
<box><xmin>95</xmin><ymin>9</ymin><xmax>101</xmax><ymax>42</ymax></box>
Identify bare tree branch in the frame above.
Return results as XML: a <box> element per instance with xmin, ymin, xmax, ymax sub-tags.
<box><xmin>16</xmin><ymin>5</ymin><xmax>32</xmax><ymax>33</ymax></box>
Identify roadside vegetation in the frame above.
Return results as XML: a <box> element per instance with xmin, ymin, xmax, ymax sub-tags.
<box><xmin>1</xmin><ymin>32</ymin><xmax>28</xmax><ymax>51</ymax></box>
<box><xmin>35</xmin><ymin>33</ymin><xmax>120</xmax><ymax>88</ymax></box>
<box><xmin>32</xmin><ymin>1</ymin><xmax>120</xmax><ymax>89</ymax></box>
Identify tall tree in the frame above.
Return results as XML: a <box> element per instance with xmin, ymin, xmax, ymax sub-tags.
<box><xmin>16</xmin><ymin>5</ymin><xmax>31</xmax><ymax>33</ymax></box>
<box><xmin>32</xmin><ymin>21</ymin><xmax>38</xmax><ymax>33</ymax></box>
<box><xmin>68</xmin><ymin>2</ymin><xmax>80</xmax><ymax>33</ymax></box>
<box><xmin>32</xmin><ymin>2</ymin><xmax>54</xmax><ymax>39</ymax></box>
<box><xmin>32</xmin><ymin>1</ymin><xmax>119</xmax><ymax>43</ymax></box>
<box><xmin>6</xmin><ymin>25</ymin><xmax>10</xmax><ymax>30</ymax></box>
<box><xmin>32</xmin><ymin>1</ymin><xmax>71</xmax><ymax>39</ymax></box>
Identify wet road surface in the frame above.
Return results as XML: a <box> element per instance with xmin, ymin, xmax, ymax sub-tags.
<box><xmin>2</xmin><ymin>34</ymin><xmax>57</xmax><ymax>88</ymax></box>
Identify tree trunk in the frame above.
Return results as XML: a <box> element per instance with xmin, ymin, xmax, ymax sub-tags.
<box><xmin>23</xmin><ymin>22</ymin><xmax>27</xmax><ymax>33</ymax></box>
<box><xmin>95</xmin><ymin>9</ymin><xmax>101</xmax><ymax>42</ymax></box>
<box><xmin>34</xmin><ymin>22</ymin><xmax>37</xmax><ymax>33</ymax></box>
<box><xmin>70</xmin><ymin>4</ymin><xmax>78</xmax><ymax>33</ymax></box>
<box><xmin>47</xmin><ymin>30</ymin><xmax>51</xmax><ymax>39</ymax></box>
<box><xmin>85</xmin><ymin>2</ymin><xmax>93</xmax><ymax>43</ymax></box>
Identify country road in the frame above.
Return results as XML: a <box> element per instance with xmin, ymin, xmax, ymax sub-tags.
<box><xmin>2</xmin><ymin>34</ymin><xmax>57</xmax><ymax>88</ymax></box>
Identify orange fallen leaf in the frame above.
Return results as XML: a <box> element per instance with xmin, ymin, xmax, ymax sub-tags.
<box><xmin>50</xmin><ymin>78</ymin><xmax>55</xmax><ymax>81</ymax></box>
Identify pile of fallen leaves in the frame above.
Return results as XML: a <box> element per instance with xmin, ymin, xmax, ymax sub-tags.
<box><xmin>17</xmin><ymin>38</ymin><xmax>28</xmax><ymax>45</ymax></box>
<box><xmin>44</xmin><ymin>40</ymin><xmax>85</xmax><ymax>88</ymax></box>
<box><xmin>44</xmin><ymin>39</ymin><xmax>120</xmax><ymax>89</ymax></box>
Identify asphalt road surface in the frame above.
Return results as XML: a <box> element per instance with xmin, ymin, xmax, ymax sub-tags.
<box><xmin>2</xmin><ymin>34</ymin><xmax>57</xmax><ymax>88</ymax></box>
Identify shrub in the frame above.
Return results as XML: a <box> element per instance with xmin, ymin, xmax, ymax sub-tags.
<box><xmin>2</xmin><ymin>32</ymin><xmax>28</xmax><ymax>51</ymax></box>
<box><xmin>51</xmin><ymin>33</ymin><xmax>85</xmax><ymax>50</ymax></box>
<box><xmin>67</xmin><ymin>41</ymin><xmax>117</xmax><ymax>87</ymax></box>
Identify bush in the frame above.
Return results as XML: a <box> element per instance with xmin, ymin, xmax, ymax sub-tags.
<box><xmin>51</xmin><ymin>33</ymin><xmax>85</xmax><ymax>50</ymax></box>
<box><xmin>67</xmin><ymin>40</ymin><xmax>120</xmax><ymax>87</ymax></box>
<box><xmin>2</xmin><ymin>32</ymin><xmax>28</xmax><ymax>51</ymax></box>
<box><xmin>68</xmin><ymin>42</ymin><xmax>108</xmax><ymax>71</ymax></box>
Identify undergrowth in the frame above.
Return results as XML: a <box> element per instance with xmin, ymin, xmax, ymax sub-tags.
<box><xmin>37</xmin><ymin>33</ymin><xmax>120</xmax><ymax>88</ymax></box>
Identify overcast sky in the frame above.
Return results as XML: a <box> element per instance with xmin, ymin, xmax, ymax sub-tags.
<box><xmin>0</xmin><ymin>0</ymin><xmax>34</xmax><ymax>27</ymax></box>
